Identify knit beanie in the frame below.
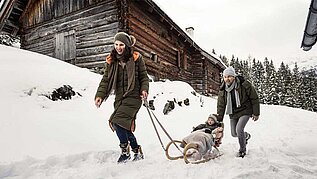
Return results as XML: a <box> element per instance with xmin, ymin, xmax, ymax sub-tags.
<box><xmin>114</xmin><ymin>32</ymin><xmax>136</xmax><ymax>47</ymax></box>
<box><xmin>223</xmin><ymin>66</ymin><xmax>237</xmax><ymax>77</ymax></box>
<box><xmin>208</xmin><ymin>114</ymin><xmax>219</xmax><ymax>123</ymax></box>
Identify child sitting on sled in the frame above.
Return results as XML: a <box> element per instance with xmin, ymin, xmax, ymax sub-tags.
<box><xmin>192</xmin><ymin>114</ymin><xmax>224</xmax><ymax>147</ymax></box>
<box><xmin>181</xmin><ymin>114</ymin><xmax>224</xmax><ymax>161</ymax></box>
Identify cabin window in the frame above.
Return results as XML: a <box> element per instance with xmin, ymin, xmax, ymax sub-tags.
<box><xmin>177</xmin><ymin>50</ymin><xmax>181</xmax><ymax>68</ymax></box>
<box><xmin>151</xmin><ymin>52</ymin><xmax>158</xmax><ymax>62</ymax></box>
<box><xmin>55</xmin><ymin>30</ymin><xmax>76</xmax><ymax>64</ymax></box>
<box><xmin>182</xmin><ymin>55</ymin><xmax>188</xmax><ymax>70</ymax></box>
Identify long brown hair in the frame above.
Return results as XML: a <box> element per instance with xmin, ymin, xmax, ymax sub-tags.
<box><xmin>110</xmin><ymin>45</ymin><xmax>134</xmax><ymax>62</ymax></box>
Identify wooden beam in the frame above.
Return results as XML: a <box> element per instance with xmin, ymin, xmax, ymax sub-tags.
<box><xmin>13</xmin><ymin>4</ymin><xmax>23</xmax><ymax>12</ymax></box>
<box><xmin>147</xmin><ymin>6</ymin><xmax>153</xmax><ymax>13</ymax></box>
<box><xmin>0</xmin><ymin>0</ymin><xmax>15</xmax><ymax>30</ymax></box>
<box><xmin>160</xmin><ymin>16</ymin><xmax>164</xmax><ymax>22</ymax></box>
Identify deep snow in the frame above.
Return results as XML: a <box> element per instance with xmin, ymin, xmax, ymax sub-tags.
<box><xmin>0</xmin><ymin>45</ymin><xmax>317</xmax><ymax>179</ymax></box>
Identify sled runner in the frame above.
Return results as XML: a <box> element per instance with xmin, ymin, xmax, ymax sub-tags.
<box><xmin>165</xmin><ymin>140</ymin><xmax>222</xmax><ymax>164</ymax></box>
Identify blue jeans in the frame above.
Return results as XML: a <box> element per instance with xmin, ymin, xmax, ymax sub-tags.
<box><xmin>112</xmin><ymin>123</ymin><xmax>139</xmax><ymax>149</ymax></box>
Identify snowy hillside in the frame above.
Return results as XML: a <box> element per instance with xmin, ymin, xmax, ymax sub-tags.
<box><xmin>1</xmin><ymin>45</ymin><xmax>317</xmax><ymax>179</ymax></box>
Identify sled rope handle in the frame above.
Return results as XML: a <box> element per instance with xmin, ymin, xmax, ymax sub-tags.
<box><xmin>143</xmin><ymin>99</ymin><xmax>183</xmax><ymax>154</ymax></box>
<box><xmin>143</xmin><ymin>99</ymin><xmax>165</xmax><ymax>150</ymax></box>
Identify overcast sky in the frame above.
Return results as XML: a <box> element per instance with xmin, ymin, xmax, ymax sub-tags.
<box><xmin>154</xmin><ymin>0</ymin><xmax>316</xmax><ymax>66</ymax></box>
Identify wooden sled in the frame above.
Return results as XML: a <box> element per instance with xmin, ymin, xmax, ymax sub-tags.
<box><xmin>165</xmin><ymin>140</ymin><xmax>222</xmax><ymax>164</ymax></box>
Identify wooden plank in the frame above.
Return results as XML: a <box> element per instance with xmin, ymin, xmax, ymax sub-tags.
<box><xmin>76</xmin><ymin>45</ymin><xmax>113</xmax><ymax>57</ymax></box>
<box><xmin>24</xmin><ymin>8</ymin><xmax>118</xmax><ymax>41</ymax></box>
<box><xmin>128</xmin><ymin>13</ymin><xmax>177</xmax><ymax>55</ymax></box>
<box><xmin>55</xmin><ymin>32</ymin><xmax>64</xmax><ymax>60</ymax></box>
<box><xmin>76</xmin><ymin>36</ymin><xmax>114</xmax><ymax>49</ymax></box>
<box><xmin>0</xmin><ymin>0</ymin><xmax>15</xmax><ymax>29</ymax></box>
<box><xmin>132</xmin><ymin>29</ymin><xmax>178</xmax><ymax>66</ymax></box>
<box><xmin>76</xmin><ymin>53</ymin><xmax>108</xmax><ymax>64</ymax></box>
<box><xmin>24</xmin><ymin>38</ymin><xmax>55</xmax><ymax>50</ymax></box>
<box><xmin>76</xmin><ymin>29</ymin><xmax>116</xmax><ymax>42</ymax></box>
<box><xmin>24</xmin><ymin>0</ymin><xmax>116</xmax><ymax>27</ymax></box>
<box><xmin>76</xmin><ymin>61</ymin><xmax>107</xmax><ymax>68</ymax></box>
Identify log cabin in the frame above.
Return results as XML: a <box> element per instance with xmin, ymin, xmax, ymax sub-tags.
<box><xmin>0</xmin><ymin>0</ymin><xmax>226</xmax><ymax>95</ymax></box>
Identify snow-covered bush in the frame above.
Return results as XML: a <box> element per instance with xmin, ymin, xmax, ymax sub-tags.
<box><xmin>0</xmin><ymin>34</ymin><xmax>20</xmax><ymax>47</ymax></box>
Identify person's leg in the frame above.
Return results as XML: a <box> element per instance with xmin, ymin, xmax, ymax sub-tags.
<box><xmin>113</xmin><ymin>123</ymin><xmax>129</xmax><ymax>144</ymax></box>
<box><xmin>236</xmin><ymin>115</ymin><xmax>250</xmax><ymax>153</ymax></box>
<box><xmin>127</xmin><ymin>131</ymin><xmax>144</xmax><ymax>161</ymax></box>
<box><xmin>127</xmin><ymin>131</ymin><xmax>138</xmax><ymax>149</ymax></box>
<box><xmin>112</xmin><ymin>123</ymin><xmax>131</xmax><ymax>163</ymax></box>
<box><xmin>230</xmin><ymin>118</ymin><xmax>238</xmax><ymax>137</ymax></box>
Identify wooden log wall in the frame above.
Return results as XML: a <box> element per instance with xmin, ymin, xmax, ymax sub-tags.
<box><xmin>20</xmin><ymin>0</ymin><xmax>119</xmax><ymax>68</ymax></box>
<box><xmin>128</xmin><ymin>2</ymin><xmax>196</xmax><ymax>82</ymax></box>
<box><xmin>204</xmin><ymin>59</ymin><xmax>222</xmax><ymax>95</ymax></box>
<box><xmin>191</xmin><ymin>54</ymin><xmax>205</xmax><ymax>93</ymax></box>
<box><xmin>191</xmin><ymin>56</ymin><xmax>223</xmax><ymax>95</ymax></box>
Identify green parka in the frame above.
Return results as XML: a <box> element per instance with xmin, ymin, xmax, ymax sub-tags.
<box><xmin>217</xmin><ymin>76</ymin><xmax>260</xmax><ymax>121</ymax></box>
<box><xmin>95</xmin><ymin>52</ymin><xmax>149</xmax><ymax>131</ymax></box>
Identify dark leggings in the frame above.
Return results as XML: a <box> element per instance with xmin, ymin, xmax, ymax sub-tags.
<box><xmin>112</xmin><ymin>123</ymin><xmax>139</xmax><ymax>149</ymax></box>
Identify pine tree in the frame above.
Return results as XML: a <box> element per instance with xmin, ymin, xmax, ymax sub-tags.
<box><xmin>256</xmin><ymin>61</ymin><xmax>265</xmax><ymax>103</ymax></box>
<box><xmin>263</xmin><ymin>58</ymin><xmax>272</xmax><ymax>104</ymax></box>
<box><xmin>266</xmin><ymin>60</ymin><xmax>279</xmax><ymax>105</ymax></box>
<box><xmin>240</xmin><ymin>60</ymin><xmax>251</xmax><ymax>81</ymax></box>
<box><xmin>300</xmin><ymin>68</ymin><xmax>317</xmax><ymax>112</ymax></box>
<box><xmin>250</xmin><ymin>59</ymin><xmax>265</xmax><ymax>103</ymax></box>
<box><xmin>212</xmin><ymin>49</ymin><xmax>216</xmax><ymax>55</ymax></box>
<box><xmin>291</xmin><ymin>63</ymin><xmax>302</xmax><ymax>108</ymax></box>
<box><xmin>229</xmin><ymin>55</ymin><xmax>235</xmax><ymax>67</ymax></box>
<box><xmin>276</xmin><ymin>62</ymin><xmax>287</xmax><ymax>105</ymax></box>
<box><xmin>283</xmin><ymin>64</ymin><xmax>294</xmax><ymax>107</ymax></box>
<box><xmin>220</xmin><ymin>55</ymin><xmax>229</xmax><ymax>66</ymax></box>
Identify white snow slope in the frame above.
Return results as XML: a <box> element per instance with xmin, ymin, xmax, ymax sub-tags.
<box><xmin>0</xmin><ymin>45</ymin><xmax>317</xmax><ymax>179</ymax></box>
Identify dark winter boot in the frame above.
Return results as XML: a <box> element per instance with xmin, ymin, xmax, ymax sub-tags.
<box><xmin>132</xmin><ymin>145</ymin><xmax>144</xmax><ymax>161</ymax></box>
<box><xmin>236</xmin><ymin>151</ymin><xmax>246</xmax><ymax>158</ymax></box>
<box><xmin>117</xmin><ymin>143</ymin><xmax>131</xmax><ymax>163</ymax></box>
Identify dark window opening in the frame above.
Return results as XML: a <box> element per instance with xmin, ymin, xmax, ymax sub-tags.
<box><xmin>151</xmin><ymin>52</ymin><xmax>158</xmax><ymax>62</ymax></box>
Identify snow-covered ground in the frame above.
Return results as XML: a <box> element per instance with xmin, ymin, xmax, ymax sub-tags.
<box><xmin>0</xmin><ymin>45</ymin><xmax>317</xmax><ymax>179</ymax></box>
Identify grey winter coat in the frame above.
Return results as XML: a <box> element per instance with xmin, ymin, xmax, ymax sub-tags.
<box><xmin>182</xmin><ymin>129</ymin><xmax>214</xmax><ymax>156</ymax></box>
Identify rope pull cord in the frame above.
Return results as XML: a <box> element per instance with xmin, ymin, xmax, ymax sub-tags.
<box><xmin>143</xmin><ymin>99</ymin><xmax>183</xmax><ymax>154</ymax></box>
